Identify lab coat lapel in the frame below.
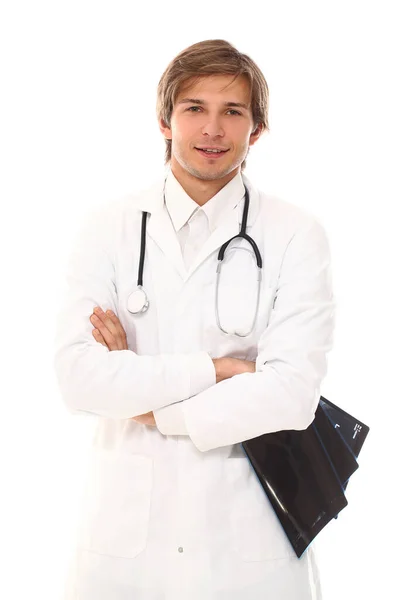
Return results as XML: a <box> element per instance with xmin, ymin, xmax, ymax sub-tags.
<box><xmin>135</xmin><ymin>176</ymin><xmax>188</xmax><ymax>280</ymax></box>
<box><xmin>147</xmin><ymin>204</ymin><xmax>189</xmax><ymax>280</ymax></box>
<box><xmin>183</xmin><ymin>211</ymin><xmax>247</xmax><ymax>278</ymax></box>
<box><xmin>186</xmin><ymin>174</ymin><xmax>260</xmax><ymax>278</ymax></box>
<box><xmin>135</xmin><ymin>173</ymin><xmax>260</xmax><ymax>283</ymax></box>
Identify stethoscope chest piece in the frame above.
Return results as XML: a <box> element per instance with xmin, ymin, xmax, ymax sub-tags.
<box><xmin>127</xmin><ymin>286</ymin><xmax>149</xmax><ymax>314</ymax></box>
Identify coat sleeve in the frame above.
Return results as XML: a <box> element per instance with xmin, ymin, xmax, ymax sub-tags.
<box><xmin>154</xmin><ymin>217</ymin><xmax>336</xmax><ymax>452</ymax></box>
<box><xmin>53</xmin><ymin>203</ymin><xmax>216</xmax><ymax>419</ymax></box>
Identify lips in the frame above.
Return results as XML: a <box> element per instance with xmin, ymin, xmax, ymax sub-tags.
<box><xmin>195</xmin><ymin>147</ymin><xmax>229</xmax><ymax>159</ymax></box>
<box><xmin>195</xmin><ymin>147</ymin><xmax>228</xmax><ymax>152</ymax></box>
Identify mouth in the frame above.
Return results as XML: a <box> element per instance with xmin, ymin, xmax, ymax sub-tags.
<box><xmin>195</xmin><ymin>147</ymin><xmax>229</xmax><ymax>159</ymax></box>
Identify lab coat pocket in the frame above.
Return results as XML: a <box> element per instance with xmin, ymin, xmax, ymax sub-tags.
<box><xmin>227</xmin><ymin>458</ymin><xmax>295</xmax><ymax>562</ymax></box>
<box><xmin>77</xmin><ymin>448</ymin><xmax>153</xmax><ymax>559</ymax></box>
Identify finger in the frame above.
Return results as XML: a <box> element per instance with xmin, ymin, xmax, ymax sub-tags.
<box><xmin>91</xmin><ymin>308</ymin><xmax>121</xmax><ymax>350</ymax></box>
<box><xmin>131</xmin><ymin>412</ymin><xmax>156</xmax><ymax>426</ymax></box>
<box><xmin>92</xmin><ymin>329</ymin><xmax>108</xmax><ymax>347</ymax></box>
<box><xmin>132</xmin><ymin>417</ymin><xmax>156</xmax><ymax>426</ymax></box>
<box><xmin>104</xmin><ymin>310</ymin><xmax>128</xmax><ymax>349</ymax></box>
<box><xmin>99</xmin><ymin>309</ymin><xmax>128</xmax><ymax>351</ymax></box>
<box><xmin>131</xmin><ymin>413</ymin><xmax>150</xmax><ymax>423</ymax></box>
<box><xmin>90</xmin><ymin>314</ymin><xmax>118</xmax><ymax>350</ymax></box>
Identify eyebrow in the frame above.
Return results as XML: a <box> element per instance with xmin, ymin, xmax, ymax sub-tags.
<box><xmin>177</xmin><ymin>98</ymin><xmax>249</xmax><ymax>110</ymax></box>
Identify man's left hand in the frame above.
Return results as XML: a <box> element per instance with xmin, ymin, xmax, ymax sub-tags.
<box><xmin>90</xmin><ymin>306</ymin><xmax>156</xmax><ymax>427</ymax></box>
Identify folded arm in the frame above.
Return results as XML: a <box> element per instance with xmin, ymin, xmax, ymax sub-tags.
<box><xmin>154</xmin><ymin>218</ymin><xmax>336</xmax><ymax>452</ymax></box>
<box><xmin>53</xmin><ymin>204</ymin><xmax>216</xmax><ymax>419</ymax></box>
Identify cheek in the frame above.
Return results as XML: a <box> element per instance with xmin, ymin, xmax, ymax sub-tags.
<box><xmin>229</xmin><ymin>129</ymin><xmax>249</xmax><ymax>148</ymax></box>
<box><xmin>173</xmin><ymin>116</ymin><xmax>196</xmax><ymax>134</ymax></box>
<box><xmin>173</xmin><ymin>127</ymin><xmax>196</xmax><ymax>150</ymax></box>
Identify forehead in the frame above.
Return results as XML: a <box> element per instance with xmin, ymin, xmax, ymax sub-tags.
<box><xmin>176</xmin><ymin>74</ymin><xmax>251</xmax><ymax>101</ymax></box>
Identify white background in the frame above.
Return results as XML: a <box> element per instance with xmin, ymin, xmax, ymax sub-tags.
<box><xmin>1</xmin><ymin>1</ymin><xmax>399</xmax><ymax>598</ymax></box>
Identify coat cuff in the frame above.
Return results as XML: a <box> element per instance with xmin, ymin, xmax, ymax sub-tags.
<box><xmin>154</xmin><ymin>351</ymin><xmax>216</xmax><ymax>435</ymax></box>
<box><xmin>154</xmin><ymin>401</ymin><xmax>188</xmax><ymax>435</ymax></box>
<box><xmin>188</xmin><ymin>351</ymin><xmax>216</xmax><ymax>397</ymax></box>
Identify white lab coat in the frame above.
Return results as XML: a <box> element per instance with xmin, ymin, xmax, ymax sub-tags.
<box><xmin>53</xmin><ymin>169</ymin><xmax>335</xmax><ymax>600</ymax></box>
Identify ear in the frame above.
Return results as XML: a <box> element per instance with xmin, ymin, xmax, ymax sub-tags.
<box><xmin>159</xmin><ymin>117</ymin><xmax>172</xmax><ymax>141</ymax></box>
<box><xmin>248</xmin><ymin>122</ymin><xmax>264</xmax><ymax>147</ymax></box>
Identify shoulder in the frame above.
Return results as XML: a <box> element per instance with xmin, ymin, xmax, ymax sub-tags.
<box><xmin>256</xmin><ymin>186</ymin><xmax>328</xmax><ymax>242</ymax></box>
<box><xmin>94</xmin><ymin>191</ymin><xmax>144</xmax><ymax>220</ymax></box>
<box><xmin>83</xmin><ymin>185</ymin><xmax>155</xmax><ymax>240</ymax></box>
<box><xmin>97</xmin><ymin>175</ymin><xmax>166</xmax><ymax>223</ymax></box>
<box><xmin>258</xmin><ymin>187</ymin><xmax>319</xmax><ymax>226</ymax></box>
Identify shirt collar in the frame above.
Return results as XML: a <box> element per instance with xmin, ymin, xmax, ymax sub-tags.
<box><xmin>164</xmin><ymin>166</ymin><xmax>246</xmax><ymax>234</ymax></box>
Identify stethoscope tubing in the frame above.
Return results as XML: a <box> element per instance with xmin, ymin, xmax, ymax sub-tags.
<box><xmin>128</xmin><ymin>184</ymin><xmax>263</xmax><ymax>337</ymax></box>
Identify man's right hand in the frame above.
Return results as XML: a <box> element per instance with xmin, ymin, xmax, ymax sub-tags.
<box><xmin>212</xmin><ymin>357</ymin><xmax>256</xmax><ymax>383</ymax></box>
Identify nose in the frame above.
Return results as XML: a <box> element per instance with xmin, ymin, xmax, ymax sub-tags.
<box><xmin>201</xmin><ymin>115</ymin><xmax>225</xmax><ymax>138</ymax></box>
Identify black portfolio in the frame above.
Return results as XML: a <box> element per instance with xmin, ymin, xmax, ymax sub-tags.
<box><xmin>241</xmin><ymin>396</ymin><xmax>370</xmax><ymax>558</ymax></box>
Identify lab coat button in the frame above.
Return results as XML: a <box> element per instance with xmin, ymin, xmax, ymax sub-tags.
<box><xmin>178</xmin><ymin>546</ymin><xmax>184</xmax><ymax>553</ymax></box>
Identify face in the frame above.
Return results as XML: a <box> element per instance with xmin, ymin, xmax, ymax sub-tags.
<box><xmin>159</xmin><ymin>74</ymin><xmax>263</xmax><ymax>186</ymax></box>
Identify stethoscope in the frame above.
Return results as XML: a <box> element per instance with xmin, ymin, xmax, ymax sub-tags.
<box><xmin>127</xmin><ymin>184</ymin><xmax>263</xmax><ymax>337</ymax></box>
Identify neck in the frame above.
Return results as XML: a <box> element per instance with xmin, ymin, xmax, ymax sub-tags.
<box><xmin>170</xmin><ymin>162</ymin><xmax>240</xmax><ymax>206</ymax></box>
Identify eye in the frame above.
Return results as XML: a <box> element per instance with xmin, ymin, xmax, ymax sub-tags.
<box><xmin>186</xmin><ymin>106</ymin><xmax>242</xmax><ymax>116</ymax></box>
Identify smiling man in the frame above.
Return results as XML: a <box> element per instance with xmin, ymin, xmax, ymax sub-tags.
<box><xmin>159</xmin><ymin>72</ymin><xmax>262</xmax><ymax>206</ymax></box>
<box><xmin>54</xmin><ymin>39</ymin><xmax>335</xmax><ymax>600</ymax></box>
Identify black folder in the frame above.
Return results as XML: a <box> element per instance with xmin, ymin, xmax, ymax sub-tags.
<box><xmin>241</xmin><ymin>396</ymin><xmax>370</xmax><ymax>558</ymax></box>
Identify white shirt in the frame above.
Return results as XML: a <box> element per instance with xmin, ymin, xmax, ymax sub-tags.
<box><xmin>154</xmin><ymin>168</ymin><xmax>247</xmax><ymax>433</ymax></box>
<box><xmin>164</xmin><ymin>168</ymin><xmax>245</xmax><ymax>272</ymax></box>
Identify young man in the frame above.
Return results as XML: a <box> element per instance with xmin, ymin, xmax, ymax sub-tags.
<box><xmin>54</xmin><ymin>39</ymin><xmax>335</xmax><ymax>600</ymax></box>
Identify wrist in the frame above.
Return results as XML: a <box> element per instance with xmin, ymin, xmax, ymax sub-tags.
<box><xmin>212</xmin><ymin>358</ymin><xmax>231</xmax><ymax>383</ymax></box>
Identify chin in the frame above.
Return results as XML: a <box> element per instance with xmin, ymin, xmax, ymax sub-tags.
<box><xmin>175</xmin><ymin>151</ymin><xmax>241</xmax><ymax>180</ymax></box>
<box><xmin>188</xmin><ymin>163</ymin><xmax>233</xmax><ymax>181</ymax></box>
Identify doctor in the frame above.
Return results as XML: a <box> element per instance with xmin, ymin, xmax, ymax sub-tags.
<box><xmin>53</xmin><ymin>39</ymin><xmax>335</xmax><ymax>600</ymax></box>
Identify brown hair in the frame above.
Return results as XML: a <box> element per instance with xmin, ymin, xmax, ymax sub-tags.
<box><xmin>156</xmin><ymin>39</ymin><xmax>270</xmax><ymax>171</ymax></box>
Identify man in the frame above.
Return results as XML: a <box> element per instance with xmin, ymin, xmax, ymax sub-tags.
<box><xmin>54</xmin><ymin>39</ymin><xmax>335</xmax><ymax>600</ymax></box>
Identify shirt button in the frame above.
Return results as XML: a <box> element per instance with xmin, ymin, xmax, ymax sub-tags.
<box><xmin>178</xmin><ymin>546</ymin><xmax>184</xmax><ymax>553</ymax></box>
